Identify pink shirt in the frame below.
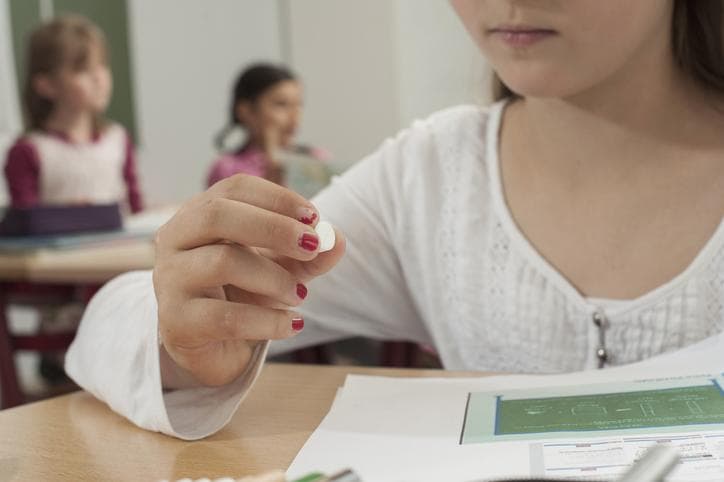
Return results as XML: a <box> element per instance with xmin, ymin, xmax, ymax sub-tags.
<box><xmin>206</xmin><ymin>144</ymin><xmax>269</xmax><ymax>188</ymax></box>
<box><xmin>206</xmin><ymin>144</ymin><xmax>331</xmax><ymax>188</ymax></box>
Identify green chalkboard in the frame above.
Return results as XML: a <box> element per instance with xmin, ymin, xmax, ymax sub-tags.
<box><xmin>8</xmin><ymin>0</ymin><xmax>39</xmax><ymax>108</ymax></box>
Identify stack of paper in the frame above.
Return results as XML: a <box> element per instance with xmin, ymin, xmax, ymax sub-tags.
<box><xmin>288</xmin><ymin>335</ymin><xmax>724</xmax><ymax>481</ymax></box>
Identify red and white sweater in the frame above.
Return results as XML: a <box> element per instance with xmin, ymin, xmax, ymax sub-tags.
<box><xmin>3</xmin><ymin>123</ymin><xmax>143</xmax><ymax>213</ymax></box>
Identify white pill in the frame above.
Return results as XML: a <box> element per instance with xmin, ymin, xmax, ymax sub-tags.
<box><xmin>315</xmin><ymin>221</ymin><xmax>336</xmax><ymax>252</ymax></box>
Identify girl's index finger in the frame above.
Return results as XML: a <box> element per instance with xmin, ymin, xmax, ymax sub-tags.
<box><xmin>208</xmin><ymin>173</ymin><xmax>319</xmax><ymax>225</ymax></box>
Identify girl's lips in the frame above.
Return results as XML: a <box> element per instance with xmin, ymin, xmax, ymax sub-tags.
<box><xmin>488</xmin><ymin>26</ymin><xmax>557</xmax><ymax>48</ymax></box>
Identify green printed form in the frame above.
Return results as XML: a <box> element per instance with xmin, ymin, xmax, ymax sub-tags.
<box><xmin>461</xmin><ymin>375</ymin><xmax>724</xmax><ymax>444</ymax></box>
<box><xmin>497</xmin><ymin>385</ymin><xmax>724</xmax><ymax>434</ymax></box>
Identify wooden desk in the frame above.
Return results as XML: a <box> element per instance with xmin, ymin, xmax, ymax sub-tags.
<box><xmin>0</xmin><ymin>363</ymin><xmax>484</xmax><ymax>481</ymax></box>
<box><xmin>0</xmin><ymin>238</ymin><xmax>155</xmax><ymax>284</ymax></box>
<box><xmin>0</xmin><ymin>205</ymin><xmax>174</xmax><ymax>283</ymax></box>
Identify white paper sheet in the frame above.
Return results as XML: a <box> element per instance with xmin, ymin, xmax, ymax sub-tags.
<box><xmin>287</xmin><ymin>334</ymin><xmax>724</xmax><ymax>481</ymax></box>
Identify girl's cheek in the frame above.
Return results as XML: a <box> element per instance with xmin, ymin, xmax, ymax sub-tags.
<box><xmin>272</xmin><ymin>109</ymin><xmax>289</xmax><ymax>126</ymax></box>
<box><xmin>262</xmin><ymin>111</ymin><xmax>281</xmax><ymax>128</ymax></box>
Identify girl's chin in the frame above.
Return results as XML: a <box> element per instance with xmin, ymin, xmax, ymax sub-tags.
<box><xmin>496</xmin><ymin>70</ymin><xmax>596</xmax><ymax>99</ymax></box>
<box><xmin>90</xmin><ymin>104</ymin><xmax>110</xmax><ymax>113</ymax></box>
<box><xmin>497</xmin><ymin>80</ymin><xmax>580</xmax><ymax>99</ymax></box>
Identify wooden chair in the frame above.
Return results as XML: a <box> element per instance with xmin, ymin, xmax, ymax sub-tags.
<box><xmin>0</xmin><ymin>282</ymin><xmax>77</xmax><ymax>409</ymax></box>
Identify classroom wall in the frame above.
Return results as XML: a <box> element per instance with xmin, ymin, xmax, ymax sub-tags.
<box><xmin>286</xmin><ymin>0</ymin><xmax>401</xmax><ymax>168</ymax></box>
<box><xmin>287</xmin><ymin>0</ymin><xmax>487</xmax><ymax>169</ymax></box>
<box><xmin>394</xmin><ymin>0</ymin><xmax>489</xmax><ymax>127</ymax></box>
<box><xmin>0</xmin><ymin>0</ymin><xmax>22</xmax><ymax>206</ymax></box>
<box><xmin>127</xmin><ymin>0</ymin><xmax>283</xmax><ymax>205</ymax></box>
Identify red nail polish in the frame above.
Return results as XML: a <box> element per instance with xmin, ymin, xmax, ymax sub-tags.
<box><xmin>296</xmin><ymin>283</ymin><xmax>308</xmax><ymax>299</ymax></box>
<box><xmin>298</xmin><ymin>209</ymin><xmax>318</xmax><ymax>225</ymax></box>
<box><xmin>292</xmin><ymin>317</ymin><xmax>304</xmax><ymax>331</ymax></box>
<box><xmin>298</xmin><ymin>233</ymin><xmax>319</xmax><ymax>251</ymax></box>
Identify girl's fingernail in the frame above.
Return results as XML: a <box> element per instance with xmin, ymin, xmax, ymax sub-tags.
<box><xmin>298</xmin><ymin>233</ymin><xmax>319</xmax><ymax>251</ymax></box>
<box><xmin>296</xmin><ymin>283</ymin><xmax>308</xmax><ymax>300</ymax></box>
<box><xmin>297</xmin><ymin>208</ymin><xmax>318</xmax><ymax>225</ymax></box>
<box><xmin>292</xmin><ymin>317</ymin><xmax>304</xmax><ymax>331</ymax></box>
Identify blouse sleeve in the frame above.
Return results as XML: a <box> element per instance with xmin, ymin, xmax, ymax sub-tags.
<box><xmin>65</xmin><ymin>114</ymin><xmax>447</xmax><ymax>439</ymax></box>
<box><xmin>4</xmin><ymin>139</ymin><xmax>41</xmax><ymax>208</ymax></box>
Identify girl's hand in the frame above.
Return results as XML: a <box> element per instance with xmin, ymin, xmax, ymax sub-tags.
<box><xmin>153</xmin><ymin>174</ymin><xmax>345</xmax><ymax>387</ymax></box>
<box><xmin>260</xmin><ymin>121</ymin><xmax>282</xmax><ymax>165</ymax></box>
<box><xmin>259</xmin><ymin>121</ymin><xmax>285</xmax><ymax>184</ymax></box>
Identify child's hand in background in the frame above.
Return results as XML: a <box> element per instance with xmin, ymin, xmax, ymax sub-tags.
<box><xmin>260</xmin><ymin>120</ymin><xmax>282</xmax><ymax>165</ymax></box>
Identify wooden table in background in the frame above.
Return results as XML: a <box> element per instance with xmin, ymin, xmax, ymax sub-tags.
<box><xmin>0</xmin><ymin>238</ymin><xmax>155</xmax><ymax>284</ymax></box>
<box><xmin>0</xmin><ymin>363</ymin><xmax>486</xmax><ymax>481</ymax></box>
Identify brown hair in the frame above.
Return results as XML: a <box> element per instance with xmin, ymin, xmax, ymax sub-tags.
<box><xmin>22</xmin><ymin>14</ymin><xmax>108</xmax><ymax>130</ymax></box>
<box><xmin>492</xmin><ymin>0</ymin><xmax>724</xmax><ymax>101</ymax></box>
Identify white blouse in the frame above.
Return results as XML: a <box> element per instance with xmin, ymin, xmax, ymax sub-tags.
<box><xmin>66</xmin><ymin>101</ymin><xmax>724</xmax><ymax>439</ymax></box>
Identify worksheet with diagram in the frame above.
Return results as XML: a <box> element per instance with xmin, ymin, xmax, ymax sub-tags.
<box><xmin>461</xmin><ymin>374</ymin><xmax>724</xmax><ymax>443</ymax></box>
<box><xmin>288</xmin><ymin>335</ymin><xmax>724</xmax><ymax>481</ymax></box>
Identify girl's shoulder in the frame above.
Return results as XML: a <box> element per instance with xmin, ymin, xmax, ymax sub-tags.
<box><xmin>419</xmin><ymin>102</ymin><xmax>496</xmax><ymax>129</ymax></box>
<box><xmin>383</xmin><ymin>101</ymin><xmax>502</xmax><ymax>174</ymax></box>
<box><xmin>399</xmin><ymin>102</ymin><xmax>502</xmax><ymax>156</ymax></box>
<box><xmin>98</xmin><ymin>122</ymin><xmax>129</xmax><ymax>143</ymax></box>
<box><xmin>344</xmin><ymin>102</ymin><xmax>502</xmax><ymax>201</ymax></box>
<box><xmin>207</xmin><ymin>148</ymin><xmax>268</xmax><ymax>185</ymax></box>
<box><xmin>422</xmin><ymin>103</ymin><xmax>492</xmax><ymax>125</ymax></box>
<box><xmin>209</xmin><ymin>151</ymin><xmax>242</xmax><ymax>168</ymax></box>
<box><xmin>214</xmin><ymin>144</ymin><xmax>270</xmax><ymax>168</ymax></box>
<box><xmin>210</xmin><ymin>147</ymin><xmax>261</xmax><ymax>165</ymax></box>
<box><xmin>21</xmin><ymin>122</ymin><xmax>129</xmax><ymax>148</ymax></box>
<box><xmin>5</xmin><ymin>135</ymin><xmax>39</xmax><ymax>164</ymax></box>
<box><xmin>7</xmin><ymin>134</ymin><xmax>37</xmax><ymax>151</ymax></box>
